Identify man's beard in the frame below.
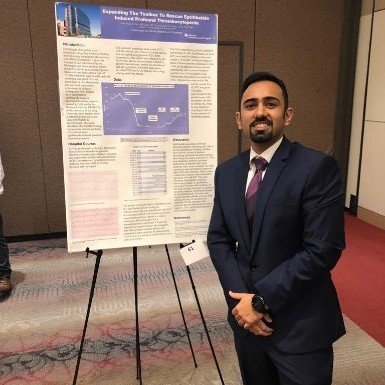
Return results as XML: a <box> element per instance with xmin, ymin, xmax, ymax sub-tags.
<box><xmin>249</xmin><ymin>119</ymin><xmax>273</xmax><ymax>143</ymax></box>
<box><xmin>250</xmin><ymin>129</ymin><xmax>273</xmax><ymax>143</ymax></box>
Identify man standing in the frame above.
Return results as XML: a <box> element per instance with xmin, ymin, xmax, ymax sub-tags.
<box><xmin>0</xmin><ymin>152</ymin><xmax>12</xmax><ymax>299</ymax></box>
<box><xmin>207</xmin><ymin>72</ymin><xmax>345</xmax><ymax>385</ymax></box>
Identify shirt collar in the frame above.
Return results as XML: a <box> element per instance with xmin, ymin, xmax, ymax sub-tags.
<box><xmin>249</xmin><ymin>136</ymin><xmax>283</xmax><ymax>166</ymax></box>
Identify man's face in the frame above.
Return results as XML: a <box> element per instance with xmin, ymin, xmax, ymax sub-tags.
<box><xmin>236</xmin><ymin>80</ymin><xmax>293</xmax><ymax>151</ymax></box>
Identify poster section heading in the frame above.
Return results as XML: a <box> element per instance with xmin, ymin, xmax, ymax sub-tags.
<box><xmin>56</xmin><ymin>2</ymin><xmax>218</xmax><ymax>44</ymax></box>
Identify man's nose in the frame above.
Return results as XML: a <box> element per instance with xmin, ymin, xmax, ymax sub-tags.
<box><xmin>252</xmin><ymin>104</ymin><xmax>267</xmax><ymax>118</ymax></box>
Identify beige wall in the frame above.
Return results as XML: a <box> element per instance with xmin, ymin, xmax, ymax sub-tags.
<box><xmin>0</xmin><ymin>0</ymin><xmax>346</xmax><ymax>236</ymax></box>
<box><xmin>0</xmin><ymin>1</ymin><xmax>49</xmax><ymax>235</ymax></box>
<box><xmin>346</xmin><ymin>0</ymin><xmax>385</xmax><ymax>228</ymax></box>
<box><xmin>251</xmin><ymin>1</ymin><xmax>344</xmax><ymax>153</ymax></box>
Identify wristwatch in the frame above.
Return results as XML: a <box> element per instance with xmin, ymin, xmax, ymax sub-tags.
<box><xmin>251</xmin><ymin>294</ymin><xmax>267</xmax><ymax>314</ymax></box>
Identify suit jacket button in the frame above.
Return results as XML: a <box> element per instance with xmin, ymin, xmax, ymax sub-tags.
<box><xmin>250</xmin><ymin>265</ymin><xmax>258</xmax><ymax>271</ymax></box>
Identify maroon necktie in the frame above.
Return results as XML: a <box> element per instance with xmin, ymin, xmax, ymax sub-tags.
<box><xmin>246</xmin><ymin>157</ymin><xmax>268</xmax><ymax>228</ymax></box>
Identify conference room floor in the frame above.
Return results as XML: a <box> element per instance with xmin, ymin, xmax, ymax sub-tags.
<box><xmin>1</xmin><ymin>230</ymin><xmax>384</xmax><ymax>384</ymax></box>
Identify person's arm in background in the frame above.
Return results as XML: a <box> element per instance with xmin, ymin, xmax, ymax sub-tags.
<box><xmin>0</xmin><ymin>153</ymin><xmax>4</xmax><ymax>195</ymax></box>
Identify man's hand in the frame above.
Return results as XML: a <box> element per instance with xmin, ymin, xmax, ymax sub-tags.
<box><xmin>229</xmin><ymin>291</ymin><xmax>273</xmax><ymax>336</ymax></box>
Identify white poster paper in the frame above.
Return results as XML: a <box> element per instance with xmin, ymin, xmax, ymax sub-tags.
<box><xmin>55</xmin><ymin>2</ymin><xmax>218</xmax><ymax>252</ymax></box>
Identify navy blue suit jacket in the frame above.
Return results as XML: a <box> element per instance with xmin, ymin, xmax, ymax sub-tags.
<box><xmin>207</xmin><ymin>137</ymin><xmax>346</xmax><ymax>353</ymax></box>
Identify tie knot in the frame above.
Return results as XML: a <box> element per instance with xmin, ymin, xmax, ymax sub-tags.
<box><xmin>253</xmin><ymin>157</ymin><xmax>268</xmax><ymax>171</ymax></box>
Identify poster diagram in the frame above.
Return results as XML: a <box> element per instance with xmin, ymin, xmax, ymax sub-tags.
<box><xmin>102</xmin><ymin>83</ymin><xmax>189</xmax><ymax>135</ymax></box>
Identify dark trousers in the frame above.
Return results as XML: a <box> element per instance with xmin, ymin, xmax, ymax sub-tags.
<box><xmin>0</xmin><ymin>214</ymin><xmax>11</xmax><ymax>279</ymax></box>
<box><xmin>234</xmin><ymin>332</ymin><xmax>333</xmax><ymax>385</ymax></box>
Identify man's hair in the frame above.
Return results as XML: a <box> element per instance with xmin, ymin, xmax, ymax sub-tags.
<box><xmin>241</xmin><ymin>72</ymin><xmax>289</xmax><ymax>111</ymax></box>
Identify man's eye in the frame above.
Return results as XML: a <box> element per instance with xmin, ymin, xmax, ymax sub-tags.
<box><xmin>266</xmin><ymin>101</ymin><xmax>277</xmax><ymax>108</ymax></box>
<box><xmin>244</xmin><ymin>103</ymin><xmax>255</xmax><ymax>109</ymax></box>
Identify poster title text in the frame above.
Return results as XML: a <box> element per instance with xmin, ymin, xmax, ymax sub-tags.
<box><xmin>102</xmin><ymin>9</ymin><xmax>210</xmax><ymax>25</ymax></box>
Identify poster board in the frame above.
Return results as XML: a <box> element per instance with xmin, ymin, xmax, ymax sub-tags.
<box><xmin>55</xmin><ymin>2</ymin><xmax>218</xmax><ymax>252</ymax></box>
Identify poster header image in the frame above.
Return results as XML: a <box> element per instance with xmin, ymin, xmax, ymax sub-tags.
<box><xmin>55</xmin><ymin>2</ymin><xmax>218</xmax><ymax>44</ymax></box>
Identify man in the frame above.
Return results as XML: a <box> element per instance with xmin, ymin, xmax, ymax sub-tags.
<box><xmin>0</xmin><ymin>152</ymin><xmax>12</xmax><ymax>299</ymax></box>
<box><xmin>207</xmin><ymin>72</ymin><xmax>345</xmax><ymax>385</ymax></box>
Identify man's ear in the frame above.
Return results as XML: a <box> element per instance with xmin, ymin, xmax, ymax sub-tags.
<box><xmin>284</xmin><ymin>107</ymin><xmax>293</xmax><ymax>126</ymax></box>
<box><xmin>235</xmin><ymin>111</ymin><xmax>242</xmax><ymax>130</ymax></box>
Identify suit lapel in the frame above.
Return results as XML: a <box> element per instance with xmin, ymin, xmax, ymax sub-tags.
<box><xmin>250</xmin><ymin>137</ymin><xmax>293</xmax><ymax>256</ymax></box>
<box><xmin>235</xmin><ymin>150</ymin><xmax>251</xmax><ymax>252</ymax></box>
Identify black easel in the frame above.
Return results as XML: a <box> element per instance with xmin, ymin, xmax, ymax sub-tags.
<box><xmin>74</xmin><ymin>244</ymin><xmax>224</xmax><ymax>385</ymax></box>
<box><xmin>132</xmin><ymin>244</ymin><xmax>225</xmax><ymax>384</ymax></box>
<box><xmin>178</xmin><ymin>242</ymin><xmax>225</xmax><ymax>385</ymax></box>
<box><xmin>133</xmin><ymin>246</ymin><xmax>142</xmax><ymax>384</ymax></box>
<box><xmin>73</xmin><ymin>247</ymin><xmax>144</xmax><ymax>385</ymax></box>
<box><xmin>133</xmin><ymin>245</ymin><xmax>198</xmax><ymax>384</ymax></box>
<box><xmin>165</xmin><ymin>244</ymin><xmax>198</xmax><ymax>367</ymax></box>
<box><xmin>73</xmin><ymin>248</ymin><xmax>103</xmax><ymax>385</ymax></box>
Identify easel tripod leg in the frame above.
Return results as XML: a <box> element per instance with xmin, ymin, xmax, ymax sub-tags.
<box><xmin>73</xmin><ymin>249</ymin><xmax>103</xmax><ymax>385</ymax></box>
<box><xmin>165</xmin><ymin>244</ymin><xmax>198</xmax><ymax>367</ymax></box>
<box><xmin>186</xmin><ymin>265</ymin><xmax>225</xmax><ymax>385</ymax></box>
<box><xmin>133</xmin><ymin>246</ymin><xmax>142</xmax><ymax>384</ymax></box>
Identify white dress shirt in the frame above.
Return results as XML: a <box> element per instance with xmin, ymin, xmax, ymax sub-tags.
<box><xmin>245</xmin><ymin>137</ymin><xmax>283</xmax><ymax>194</ymax></box>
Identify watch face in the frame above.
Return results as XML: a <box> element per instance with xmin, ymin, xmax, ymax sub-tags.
<box><xmin>252</xmin><ymin>296</ymin><xmax>266</xmax><ymax>313</ymax></box>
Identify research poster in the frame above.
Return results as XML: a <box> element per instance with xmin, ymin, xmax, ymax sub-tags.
<box><xmin>55</xmin><ymin>3</ymin><xmax>218</xmax><ymax>252</ymax></box>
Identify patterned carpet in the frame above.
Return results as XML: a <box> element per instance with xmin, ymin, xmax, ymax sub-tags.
<box><xmin>1</xmin><ymin>239</ymin><xmax>384</xmax><ymax>385</ymax></box>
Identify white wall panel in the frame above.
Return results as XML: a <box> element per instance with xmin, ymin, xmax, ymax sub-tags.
<box><xmin>365</xmin><ymin>11</ymin><xmax>385</xmax><ymax>121</ymax></box>
<box><xmin>345</xmin><ymin>12</ymin><xmax>371</xmax><ymax>207</ymax></box>
<box><xmin>359</xmin><ymin>121</ymin><xmax>385</xmax><ymax>215</ymax></box>
<box><xmin>357</xmin><ymin>8</ymin><xmax>385</xmax><ymax>219</ymax></box>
